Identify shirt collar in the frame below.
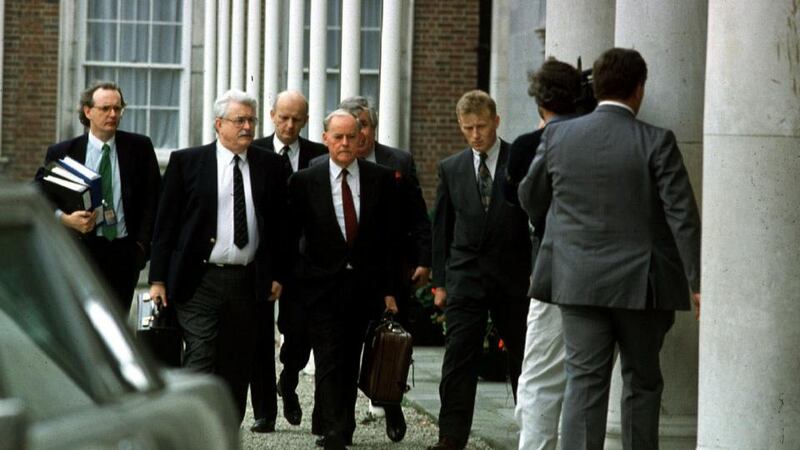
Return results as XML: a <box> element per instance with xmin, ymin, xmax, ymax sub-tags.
<box><xmin>88</xmin><ymin>132</ymin><xmax>115</xmax><ymax>151</ymax></box>
<box><xmin>329</xmin><ymin>158</ymin><xmax>360</xmax><ymax>180</ymax></box>
<box><xmin>273</xmin><ymin>135</ymin><xmax>299</xmax><ymax>154</ymax></box>
<box><xmin>598</xmin><ymin>100</ymin><xmax>636</xmax><ymax>116</ymax></box>
<box><xmin>362</xmin><ymin>145</ymin><xmax>377</xmax><ymax>163</ymax></box>
<box><xmin>216</xmin><ymin>140</ymin><xmax>248</xmax><ymax>165</ymax></box>
<box><xmin>471</xmin><ymin>138</ymin><xmax>500</xmax><ymax>161</ymax></box>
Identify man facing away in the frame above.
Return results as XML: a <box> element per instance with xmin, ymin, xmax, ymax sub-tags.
<box><xmin>519</xmin><ymin>48</ymin><xmax>701</xmax><ymax>449</ymax></box>
<box><xmin>288</xmin><ymin>109</ymin><xmax>400</xmax><ymax>450</ymax></box>
<box><xmin>247</xmin><ymin>89</ymin><xmax>327</xmax><ymax>433</ymax></box>
<box><xmin>505</xmin><ymin>58</ymin><xmax>582</xmax><ymax>450</ymax></box>
<box><xmin>429</xmin><ymin>90</ymin><xmax>531</xmax><ymax>450</ymax></box>
<box><xmin>148</xmin><ymin>89</ymin><xmax>289</xmax><ymax>423</ymax></box>
<box><xmin>35</xmin><ymin>81</ymin><xmax>161</xmax><ymax>316</ymax></box>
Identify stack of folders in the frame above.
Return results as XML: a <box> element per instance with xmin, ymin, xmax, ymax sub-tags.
<box><xmin>41</xmin><ymin>157</ymin><xmax>103</xmax><ymax>217</ymax></box>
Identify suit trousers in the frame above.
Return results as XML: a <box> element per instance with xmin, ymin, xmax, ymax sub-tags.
<box><xmin>176</xmin><ymin>264</ymin><xmax>257</xmax><ymax>423</ymax></box>
<box><xmin>276</xmin><ymin>284</ymin><xmax>313</xmax><ymax>395</ymax></box>
<box><xmin>438</xmin><ymin>294</ymin><xmax>528</xmax><ymax>443</ymax></box>
<box><xmin>515</xmin><ymin>299</ymin><xmax>566</xmax><ymax>450</ymax></box>
<box><xmin>558</xmin><ymin>305</ymin><xmax>674</xmax><ymax>450</ymax></box>
<box><xmin>249</xmin><ymin>300</ymin><xmax>277</xmax><ymax>422</ymax></box>
<box><xmin>306</xmin><ymin>274</ymin><xmax>374</xmax><ymax>442</ymax></box>
<box><xmin>83</xmin><ymin>236</ymin><xmax>142</xmax><ymax>316</ymax></box>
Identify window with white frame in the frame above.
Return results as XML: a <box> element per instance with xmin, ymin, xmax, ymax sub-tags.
<box><xmin>82</xmin><ymin>0</ymin><xmax>189</xmax><ymax>150</ymax></box>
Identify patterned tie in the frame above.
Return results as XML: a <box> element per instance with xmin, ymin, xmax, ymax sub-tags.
<box><xmin>99</xmin><ymin>143</ymin><xmax>117</xmax><ymax>240</ymax></box>
<box><xmin>233</xmin><ymin>155</ymin><xmax>248</xmax><ymax>248</ymax></box>
<box><xmin>341</xmin><ymin>169</ymin><xmax>358</xmax><ymax>245</ymax></box>
<box><xmin>478</xmin><ymin>152</ymin><xmax>492</xmax><ymax>211</ymax></box>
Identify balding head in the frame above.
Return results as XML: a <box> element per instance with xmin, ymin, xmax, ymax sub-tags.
<box><xmin>271</xmin><ymin>90</ymin><xmax>309</xmax><ymax>145</ymax></box>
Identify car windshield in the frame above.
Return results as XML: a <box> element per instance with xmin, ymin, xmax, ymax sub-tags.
<box><xmin>0</xmin><ymin>188</ymin><xmax>161</xmax><ymax>422</ymax></box>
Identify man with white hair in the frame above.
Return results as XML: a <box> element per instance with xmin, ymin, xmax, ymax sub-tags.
<box><xmin>149</xmin><ymin>89</ymin><xmax>290</xmax><ymax>423</ymax></box>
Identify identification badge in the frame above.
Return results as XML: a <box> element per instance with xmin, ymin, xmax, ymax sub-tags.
<box><xmin>102</xmin><ymin>200</ymin><xmax>118</xmax><ymax>226</ymax></box>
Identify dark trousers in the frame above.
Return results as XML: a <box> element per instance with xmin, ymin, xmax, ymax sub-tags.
<box><xmin>249</xmin><ymin>300</ymin><xmax>277</xmax><ymax>421</ymax></box>
<box><xmin>438</xmin><ymin>294</ymin><xmax>528</xmax><ymax>443</ymax></box>
<box><xmin>176</xmin><ymin>265</ymin><xmax>257</xmax><ymax>423</ymax></box>
<box><xmin>83</xmin><ymin>236</ymin><xmax>143</xmax><ymax>316</ymax></box>
<box><xmin>307</xmin><ymin>276</ymin><xmax>376</xmax><ymax>441</ymax></box>
<box><xmin>558</xmin><ymin>305</ymin><xmax>675</xmax><ymax>450</ymax></box>
<box><xmin>276</xmin><ymin>284</ymin><xmax>313</xmax><ymax>395</ymax></box>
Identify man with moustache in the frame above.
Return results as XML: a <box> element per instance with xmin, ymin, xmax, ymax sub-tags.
<box><xmin>288</xmin><ymin>109</ymin><xmax>399</xmax><ymax>450</ymax></box>
<box><xmin>429</xmin><ymin>90</ymin><xmax>531</xmax><ymax>450</ymax></box>
<box><xmin>248</xmin><ymin>89</ymin><xmax>327</xmax><ymax>432</ymax></box>
<box><xmin>148</xmin><ymin>89</ymin><xmax>289</xmax><ymax>422</ymax></box>
<box><xmin>336</xmin><ymin>96</ymin><xmax>431</xmax><ymax>442</ymax></box>
<box><xmin>35</xmin><ymin>81</ymin><xmax>160</xmax><ymax>315</ymax></box>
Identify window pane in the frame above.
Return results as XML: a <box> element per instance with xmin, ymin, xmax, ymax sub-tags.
<box><xmin>117</xmin><ymin>68</ymin><xmax>148</xmax><ymax>106</ymax></box>
<box><xmin>150</xmin><ymin>70</ymin><xmax>180</xmax><ymax>107</ymax></box>
<box><xmin>88</xmin><ymin>0</ymin><xmax>117</xmax><ymax>20</ymax></box>
<box><xmin>326</xmin><ymin>74</ymin><xmax>339</xmax><ymax>114</ymax></box>
<box><xmin>119</xmin><ymin>24</ymin><xmax>149</xmax><ymax>63</ymax></box>
<box><xmin>86</xmin><ymin>67</ymin><xmax>116</xmax><ymax>87</ymax></box>
<box><xmin>121</xmin><ymin>0</ymin><xmax>150</xmax><ymax>21</ymax></box>
<box><xmin>326</xmin><ymin>28</ymin><xmax>341</xmax><ymax>68</ymax></box>
<box><xmin>152</xmin><ymin>25</ymin><xmax>181</xmax><ymax>64</ymax></box>
<box><xmin>150</xmin><ymin>110</ymin><xmax>179</xmax><ymax>148</ymax></box>
<box><xmin>121</xmin><ymin>108</ymin><xmax>147</xmax><ymax>135</ymax></box>
<box><xmin>361</xmin><ymin>30</ymin><xmax>380</xmax><ymax>70</ymax></box>
<box><xmin>362</xmin><ymin>0</ymin><xmax>382</xmax><ymax>27</ymax></box>
<box><xmin>360</xmin><ymin>75</ymin><xmax>379</xmax><ymax>112</ymax></box>
<box><xmin>87</xmin><ymin>22</ymin><xmax>117</xmax><ymax>61</ymax></box>
<box><xmin>153</xmin><ymin>0</ymin><xmax>182</xmax><ymax>23</ymax></box>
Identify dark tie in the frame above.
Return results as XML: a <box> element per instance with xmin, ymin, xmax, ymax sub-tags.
<box><xmin>341</xmin><ymin>169</ymin><xmax>358</xmax><ymax>245</ymax></box>
<box><xmin>280</xmin><ymin>146</ymin><xmax>293</xmax><ymax>172</ymax></box>
<box><xmin>99</xmin><ymin>143</ymin><xmax>117</xmax><ymax>240</ymax></box>
<box><xmin>478</xmin><ymin>152</ymin><xmax>492</xmax><ymax>211</ymax></box>
<box><xmin>233</xmin><ymin>155</ymin><xmax>248</xmax><ymax>248</ymax></box>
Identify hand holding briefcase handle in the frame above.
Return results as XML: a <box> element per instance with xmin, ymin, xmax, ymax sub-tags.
<box><xmin>358</xmin><ymin>312</ymin><xmax>413</xmax><ymax>404</ymax></box>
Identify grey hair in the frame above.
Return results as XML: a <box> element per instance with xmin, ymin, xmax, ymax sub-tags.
<box><xmin>323</xmin><ymin>109</ymin><xmax>362</xmax><ymax>132</ymax></box>
<box><xmin>213</xmin><ymin>89</ymin><xmax>259</xmax><ymax>119</ymax></box>
<box><xmin>339</xmin><ymin>95</ymin><xmax>378</xmax><ymax>128</ymax></box>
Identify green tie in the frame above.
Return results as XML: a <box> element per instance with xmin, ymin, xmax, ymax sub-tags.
<box><xmin>99</xmin><ymin>144</ymin><xmax>117</xmax><ymax>240</ymax></box>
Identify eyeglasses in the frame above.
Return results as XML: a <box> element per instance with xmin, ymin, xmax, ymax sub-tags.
<box><xmin>221</xmin><ymin>116</ymin><xmax>259</xmax><ymax>127</ymax></box>
<box><xmin>92</xmin><ymin>105</ymin><xmax>124</xmax><ymax>114</ymax></box>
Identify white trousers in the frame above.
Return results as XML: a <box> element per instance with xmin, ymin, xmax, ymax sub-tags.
<box><xmin>515</xmin><ymin>299</ymin><xmax>566</xmax><ymax>450</ymax></box>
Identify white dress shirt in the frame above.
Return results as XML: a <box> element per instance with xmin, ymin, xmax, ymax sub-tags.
<box><xmin>86</xmin><ymin>132</ymin><xmax>127</xmax><ymax>238</ymax></box>
<box><xmin>329</xmin><ymin>160</ymin><xmax>361</xmax><ymax>240</ymax></box>
<box><xmin>208</xmin><ymin>142</ymin><xmax>259</xmax><ymax>265</ymax></box>
<box><xmin>471</xmin><ymin>137</ymin><xmax>501</xmax><ymax>180</ymax></box>
<box><xmin>598</xmin><ymin>100</ymin><xmax>636</xmax><ymax>115</ymax></box>
<box><xmin>273</xmin><ymin>135</ymin><xmax>300</xmax><ymax>173</ymax></box>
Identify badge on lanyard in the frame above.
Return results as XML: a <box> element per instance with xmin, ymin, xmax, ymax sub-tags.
<box><xmin>102</xmin><ymin>199</ymin><xmax>118</xmax><ymax>226</ymax></box>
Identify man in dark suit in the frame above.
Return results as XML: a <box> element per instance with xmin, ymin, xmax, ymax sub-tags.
<box><xmin>429</xmin><ymin>90</ymin><xmax>531</xmax><ymax>450</ymax></box>
<box><xmin>248</xmin><ymin>90</ymin><xmax>327</xmax><ymax>432</ymax></box>
<box><xmin>35</xmin><ymin>81</ymin><xmax>160</xmax><ymax>315</ymax></box>
<box><xmin>148</xmin><ymin>89</ymin><xmax>289</xmax><ymax>423</ymax></box>
<box><xmin>337</xmin><ymin>96</ymin><xmax>432</xmax><ymax>442</ymax></box>
<box><xmin>289</xmin><ymin>109</ymin><xmax>399</xmax><ymax>450</ymax></box>
<box><xmin>519</xmin><ymin>48</ymin><xmax>702</xmax><ymax>449</ymax></box>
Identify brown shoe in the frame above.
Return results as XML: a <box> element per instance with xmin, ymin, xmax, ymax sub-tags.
<box><xmin>427</xmin><ymin>436</ymin><xmax>465</xmax><ymax>450</ymax></box>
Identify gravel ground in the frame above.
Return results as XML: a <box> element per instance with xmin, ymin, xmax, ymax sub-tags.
<box><xmin>240</xmin><ymin>364</ymin><xmax>495</xmax><ymax>449</ymax></box>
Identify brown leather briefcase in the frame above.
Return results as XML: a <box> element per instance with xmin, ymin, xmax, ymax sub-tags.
<box><xmin>358</xmin><ymin>315</ymin><xmax>413</xmax><ymax>404</ymax></box>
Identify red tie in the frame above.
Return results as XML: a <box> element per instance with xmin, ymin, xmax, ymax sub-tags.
<box><xmin>341</xmin><ymin>168</ymin><xmax>357</xmax><ymax>245</ymax></box>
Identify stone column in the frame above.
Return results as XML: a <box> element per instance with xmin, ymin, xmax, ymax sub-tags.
<box><xmin>230</xmin><ymin>0</ymin><xmax>245</xmax><ymax>91</ymax></box>
<box><xmin>545</xmin><ymin>0</ymin><xmax>615</xmax><ymax>67</ymax></box>
<box><xmin>609</xmin><ymin>1</ymin><xmax>709</xmax><ymax>449</ymax></box>
<box><xmin>202</xmin><ymin>0</ymin><xmax>217</xmax><ymax>143</ymax></box>
<box><xmin>216</xmin><ymin>0</ymin><xmax>230</xmax><ymax>96</ymax></box>
<box><xmin>489</xmin><ymin>0</ymin><xmax>510</xmax><ymax>139</ymax></box>
<box><xmin>698</xmin><ymin>2</ymin><xmax>800</xmax><ymax>448</ymax></box>
<box><xmin>286</xmin><ymin>0</ymin><xmax>305</xmax><ymax>92</ymax></box>
<box><xmin>262</xmin><ymin>0</ymin><xmax>281</xmax><ymax>135</ymax></box>
<box><xmin>340</xmin><ymin>0</ymin><xmax>362</xmax><ymax>100</ymax></box>
<box><xmin>377</xmin><ymin>0</ymin><xmax>403</xmax><ymax>147</ymax></box>
<box><xmin>245</xmin><ymin>0</ymin><xmax>262</xmax><ymax>99</ymax></box>
<box><xmin>308</xmin><ymin>0</ymin><xmax>328</xmax><ymax>141</ymax></box>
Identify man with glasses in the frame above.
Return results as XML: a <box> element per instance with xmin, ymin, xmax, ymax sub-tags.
<box><xmin>35</xmin><ymin>81</ymin><xmax>161</xmax><ymax>315</ymax></box>
<box><xmin>148</xmin><ymin>89</ymin><xmax>290</xmax><ymax>423</ymax></box>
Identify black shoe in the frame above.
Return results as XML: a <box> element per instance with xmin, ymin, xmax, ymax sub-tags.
<box><xmin>277</xmin><ymin>381</ymin><xmax>302</xmax><ymax>425</ymax></box>
<box><xmin>427</xmin><ymin>436</ymin><xmax>465</xmax><ymax>450</ymax></box>
<box><xmin>384</xmin><ymin>405</ymin><xmax>406</xmax><ymax>442</ymax></box>
<box><xmin>315</xmin><ymin>434</ymin><xmax>352</xmax><ymax>448</ymax></box>
<box><xmin>249</xmin><ymin>418</ymin><xmax>275</xmax><ymax>433</ymax></box>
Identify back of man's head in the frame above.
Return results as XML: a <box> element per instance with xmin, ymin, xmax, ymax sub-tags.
<box><xmin>529</xmin><ymin>58</ymin><xmax>581</xmax><ymax>115</ymax></box>
<box><xmin>592</xmin><ymin>48</ymin><xmax>648</xmax><ymax>101</ymax></box>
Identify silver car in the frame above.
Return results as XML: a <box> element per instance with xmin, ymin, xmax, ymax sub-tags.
<box><xmin>0</xmin><ymin>182</ymin><xmax>240</xmax><ymax>450</ymax></box>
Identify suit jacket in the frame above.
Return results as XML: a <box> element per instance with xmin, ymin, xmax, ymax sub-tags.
<box><xmin>148</xmin><ymin>142</ymin><xmax>290</xmax><ymax>304</ymax></box>
<box><xmin>35</xmin><ymin>130</ymin><xmax>161</xmax><ymax>261</ymax></box>
<box><xmin>518</xmin><ymin>104</ymin><xmax>701</xmax><ymax>310</ymax></box>
<box><xmin>251</xmin><ymin>134</ymin><xmax>328</xmax><ymax>171</ymax></box>
<box><xmin>288</xmin><ymin>158</ymin><xmax>400</xmax><ymax>306</ymax></box>
<box><xmin>432</xmin><ymin>140</ymin><xmax>532</xmax><ymax>301</ymax></box>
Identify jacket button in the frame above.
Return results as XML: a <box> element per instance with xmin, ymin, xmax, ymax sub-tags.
<box><xmin>210</xmin><ymin>237</ymin><xmax>216</xmax><ymax>243</ymax></box>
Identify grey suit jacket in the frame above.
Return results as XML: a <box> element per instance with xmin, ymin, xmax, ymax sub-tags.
<box><xmin>519</xmin><ymin>104</ymin><xmax>700</xmax><ymax>310</ymax></box>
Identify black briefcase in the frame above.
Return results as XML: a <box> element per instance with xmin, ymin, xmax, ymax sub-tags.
<box><xmin>358</xmin><ymin>314</ymin><xmax>413</xmax><ymax>404</ymax></box>
<box><xmin>136</xmin><ymin>292</ymin><xmax>182</xmax><ymax>367</ymax></box>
